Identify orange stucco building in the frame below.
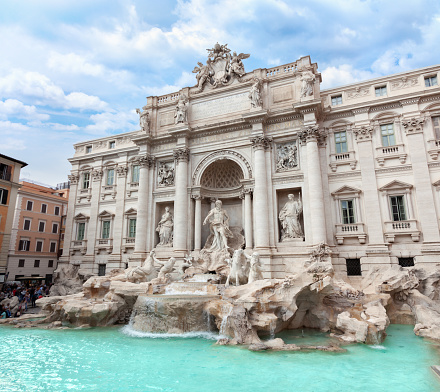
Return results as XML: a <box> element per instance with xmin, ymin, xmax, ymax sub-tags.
<box><xmin>0</xmin><ymin>154</ymin><xmax>27</xmax><ymax>283</ymax></box>
<box><xmin>7</xmin><ymin>181</ymin><xmax>69</xmax><ymax>283</ymax></box>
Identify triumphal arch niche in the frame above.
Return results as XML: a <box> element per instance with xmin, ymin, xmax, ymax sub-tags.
<box><xmin>126</xmin><ymin>42</ymin><xmax>322</xmax><ymax>277</ymax></box>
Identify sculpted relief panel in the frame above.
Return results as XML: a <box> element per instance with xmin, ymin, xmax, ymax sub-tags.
<box><xmin>276</xmin><ymin>141</ymin><xmax>299</xmax><ymax>172</ymax></box>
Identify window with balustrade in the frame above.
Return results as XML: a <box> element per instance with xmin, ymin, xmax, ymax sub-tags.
<box><xmin>381</xmin><ymin>123</ymin><xmax>396</xmax><ymax>147</ymax></box>
<box><xmin>106</xmin><ymin>169</ymin><xmax>115</xmax><ymax>186</ymax></box>
<box><xmin>341</xmin><ymin>199</ymin><xmax>355</xmax><ymax>224</ymax></box>
<box><xmin>432</xmin><ymin>116</ymin><xmax>440</xmax><ymax>140</ymax></box>
<box><xmin>128</xmin><ymin>219</ymin><xmax>136</xmax><ymax>238</ymax></box>
<box><xmin>334</xmin><ymin>131</ymin><xmax>348</xmax><ymax>153</ymax></box>
<box><xmin>83</xmin><ymin>172</ymin><xmax>90</xmax><ymax>189</ymax></box>
<box><xmin>101</xmin><ymin>220</ymin><xmax>111</xmax><ymax>239</ymax></box>
<box><xmin>131</xmin><ymin>165</ymin><xmax>140</xmax><ymax>183</ymax></box>
<box><xmin>77</xmin><ymin>222</ymin><xmax>85</xmax><ymax>240</ymax></box>
<box><xmin>389</xmin><ymin>195</ymin><xmax>407</xmax><ymax>221</ymax></box>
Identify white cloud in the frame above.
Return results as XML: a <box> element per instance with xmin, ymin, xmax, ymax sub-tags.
<box><xmin>0</xmin><ymin>99</ymin><xmax>49</xmax><ymax>121</ymax></box>
<box><xmin>0</xmin><ymin>120</ymin><xmax>30</xmax><ymax>134</ymax></box>
<box><xmin>47</xmin><ymin>52</ymin><xmax>104</xmax><ymax>76</ymax></box>
<box><xmin>0</xmin><ymin>70</ymin><xmax>108</xmax><ymax>111</ymax></box>
<box><xmin>321</xmin><ymin>64</ymin><xmax>378</xmax><ymax>89</ymax></box>
<box><xmin>84</xmin><ymin>110</ymin><xmax>138</xmax><ymax>135</ymax></box>
<box><xmin>49</xmin><ymin>123</ymin><xmax>80</xmax><ymax>131</ymax></box>
<box><xmin>1</xmin><ymin>137</ymin><xmax>26</xmax><ymax>151</ymax></box>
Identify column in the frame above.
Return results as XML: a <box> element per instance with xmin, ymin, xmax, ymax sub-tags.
<box><xmin>403</xmin><ymin>118</ymin><xmax>440</xmax><ymax>244</ymax></box>
<box><xmin>86</xmin><ymin>168</ymin><xmax>103</xmax><ymax>256</ymax></box>
<box><xmin>192</xmin><ymin>195</ymin><xmax>202</xmax><ymax>251</ymax></box>
<box><xmin>244</xmin><ymin>188</ymin><xmax>253</xmax><ymax>249</ymax></box>
<box><xmin>299</xmin><ymin>126</ymin><xmax>326</xmax><ymax>244</ymax></box>
<box><xmin>111</xmin><ymin>163</ymin><xmax>128</xmax><ymax>260</ymax></box>
<box><xmin>251</xmin><ymin>136</ymin><xmax>271</xmax><ymax>249</ymax></box>
<box><xmin>353</xmin><ymin>126</ymin><xmax>386</xmax><ymax>246</ymax></box>
<box><xmin>173</xmin><ymin>148</ymin><xmax>190</xmax><ymax>251</ymax></box>
<box><xmin>133</xmin><ymin>155</ymin><xmax>153</xmax><ymax>256</ymax></box>
<box><xmin>60</xmin><ymin>172</ymin><xmax>79</xmax><ymax>263</ymax></box>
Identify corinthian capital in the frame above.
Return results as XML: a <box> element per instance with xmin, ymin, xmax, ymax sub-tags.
<box><xmin>137</xmin><ymin>154</ymin><xmax>155</xmax><ymax>168</ymax></box>
<box><xmin>250</xmin><ymin>136</ymin><xmax>272</xmax><ymax>150</ymax></box>
<box><xmin>68</xmin><ymin>173</ymin><xmax>79</xmax><ymax>185</ymax></box>
<box><xmin>352</xmin><ymin>125</ymin><xmax>374</xmax><ymax>142</ymax></box>
<box><xmin>401</xmin><ymin>117</ymin><xmax>425</xmax><ymax>134</ymax></box>
<box><xmin>298</xmin><ymin>125</ymin><xmax>321</xmax><ymax>144</ymax></box>
<box><xmin>173</xmin><ymin>148</ymin><xmax>190</xmax><ymax>162</ymax></box>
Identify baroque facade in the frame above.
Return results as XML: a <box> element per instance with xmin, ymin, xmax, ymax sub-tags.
<box><xmin>62</xmin><ymin>45</ymin><xmax>440</xmax><ymax>278</ymax></box>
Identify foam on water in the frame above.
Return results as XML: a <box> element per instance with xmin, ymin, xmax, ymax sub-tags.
<box><xmin>121</xmin><ymin>324</ymin><xmax>222</xmax><ymax>340</ymax></box>
<box><xmin>163</xmin><ymin>287</ymin><xmax>208</xmax><ymax>295</ymax></box>
<box><xmin>370</xmin><ymin>344</ymin><xmax>386</xmax><ymax>350</ymax></box>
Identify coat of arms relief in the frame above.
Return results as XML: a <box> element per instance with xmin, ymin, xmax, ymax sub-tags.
<box><xmin>192</xmin><ymin>43</ymin><xmax>250</xmax><ymax>92</ymax></box>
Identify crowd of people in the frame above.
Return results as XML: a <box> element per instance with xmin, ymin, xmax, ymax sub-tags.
<box><xmin>0</xmin><ymin>282</ymin><xmax>52</xmax><ymax>319</ymax></box>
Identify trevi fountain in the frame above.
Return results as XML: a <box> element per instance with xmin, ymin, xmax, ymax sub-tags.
<box><xmin>2</xmin><ymin>44</ymin><xmax>440</xmax><ymax>391</ymax></box>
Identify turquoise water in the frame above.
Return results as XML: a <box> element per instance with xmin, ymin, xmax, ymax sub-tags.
<box><xmin>0</xmin><ymin>324</ymin><xmax>439</xmax><ymax>392</ymax></box>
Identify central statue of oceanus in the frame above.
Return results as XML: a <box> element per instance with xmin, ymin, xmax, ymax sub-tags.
<box><xmin>203</xmin><ymin>200</ymin><xmax>233</xmax><ymax>251</ymax></box>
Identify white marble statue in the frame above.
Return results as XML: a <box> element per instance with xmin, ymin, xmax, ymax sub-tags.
<box><xmin>228</xmin><ymin>51</ymin><xmax>249</xmax><ymax>78</ymax></box>
<box><xmin>203</xmin><ymin>200</ymin><xmax>233</xmax><ymax>251</ymax></box>
<box><xmin>248</xmin><ymin>78</ymin><xmax>262</xmax><ymax>108</ymax></box>
<box><xmin>174</xmin><ymin>95</ymin><xmax>188</xmax><ymax>124</ymax></box>
<box><xmin>156</xmin><ymin>207</ymin><xmax>174</xmax><ymax>246</ymax></box>
<box><xmin>136</xmin><ymin>106</ymin><xmax>150</xmax><ymax>133</ymax></box>
<box><xmin>226</xmin><ymin>249</ymin><xmax>246</xmax><ymax>286</ymax></box>
<box><xmin>157</xmin><ymin>257</ymin><xmax>177</xmax><ymax>280</ymax></box>
<box><xmin>279</xmin><ymin>193</ymin><xmax>303</xmax><ymax>241</ymax></box>
<box><xmin>244</xmin><ymin>252</ymin><xmax>263</xmax><ymax>283</ymax></box>
<box><xmin>124</xmin><ymin>250</ymin><xmax>158</xmax><ymax>283</ymax></box>
<box><xmin>192</xmin><ymin>60</ymin><xmax>212</xmax><ymax>91</ymax></box>
<box><xmin>300</xmin><ymin>70</ymin><xmax>315</xmax><ymax>98</ymax></box>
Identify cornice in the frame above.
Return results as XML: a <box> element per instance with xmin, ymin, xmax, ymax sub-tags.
<box><xmin>375</xmin><ymin>165</ymin><xmax>413</xmax><ymax>175</ymax></box>
<box><xmin>328</xmin><ymin>171</ymin><xmax>361</xmax><ymax>180</ymax></box>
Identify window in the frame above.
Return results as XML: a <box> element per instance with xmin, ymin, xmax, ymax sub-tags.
<box><xmin>23</xmin><ymin>219</ymin><xmax>31</xmax><ymax>231</ymax></box>
<box><xmin>77</xmin><ymin>222</ymin><xmax>85</xmax><ymax>240</ymax></box>
<box><xmin>375</xmin><ymin>86</ymin><xmax>387</xmax><ymax>97</ymax></box>
<box><xmin>341</xmin><ymin>200</ymin><xmax>355</xmax><ymax>224</ymax></box>
<box><xmin>380</xmin><ymin>123</ymin><xmax>396</xmax><ymax>147</ymax></box>
<box><xmin>132</xmin><ymin>165</ymin><xmax>140</xmax><ymax>183</ymax></box>
<box><xmin>36</xmin><ymin>240</ymin><xmax>43</xmax><ymax>252</ymax></box>
<box><xmin>0</xmin><ymin>188</ymin><xmax>8</xmax><ymax>205</ymax></box>
<box><xmin>98</xmin><ymin>264</ymin><xmax>106</xmax><ymax>276</ymax></box>
<box><xmin>433</xmin><ymin>116</ymin><xmax>440</xmax><ymax>140</ymax></box>
<box><xmin>26</xmin><ymin>201</ymin><xmax>33</xmax><ymax>211</ymax></box>
<box><xmin>52</xmin><ymin>223</ymin><xmax>58</xmax><ymax>234</ymax></box>
<box><xmin>331</xmin><ymin>95</ymin><xmax>342</xmax><ymax>105</ymax></box>
<box><xmin>83</xmin><ymin>172</ymin><xmax>90</xmax><ymax>189</ymax></box>
<box><xmin>346</xmin><ymin>259</ymin><xmax>362</xmax><ymax>276</ymax></box>
<box><xmin>334</xmin><ymin>131</ymin><xmax>348</xmax><ymax>153</ymax></box>
<box><xmin>19</xmin><ymin>239</ymin><xmax>30</xmax><ymax>251</ymax></box>
<box><xmin>18</xmin><ymin>259</ymin><xmax>25</xmax><ymax>268</ymax></box>
<box><xmin>390</xmin><ymin>195</ymin><xmax>407</xmax><ymax>221</ymax></box>
<box><xmin>109</xmin><ymin>141</ymin><xmax>115</xmax><ymax>149</ymax></box>
<box><xmin>86</xmin><ymin>145</ymin><xmax>92</xmax><ymax>154</ymax></box>
<box><xmin>48</xmin><ymin>260</ymin><xmax>54</xmax><ymax>268</ymax></box>
<box><xmin>398</xmin><ymin>257</ymin><xmax>415</xmax><ymax>267</ymax></box>
<box><xmin>41</xmin><ymin>204</ymin><xmax>47</xmax><ymax>213</ymax></box>
<box><xmin>425</xmin><ymin>76</ymin><xmax>438</xmax><ymax>87</ymax></box>
<box><xmin>106</xmin><ymin>169</ymin><xmax>115</xmax><ymax>186</ymax></box>
<box><xmin>50</xmin><ymin>242</ymin><xmax>57</xmax><ymax>253</ymax></box>
<box><xmin>102</xmin><ymin>221</ymin><xmax>111</xmax><ymax>239</ymax></box>
<box><xmin>128</xmin><ymin>218</ymin><xmax>136</xmax><ymax>238</ymax></box>
<box><xmin>34</xmin><ymin>260</ymin><xmax>40</xmax><ymax>268</ymax></box>
<box><xmin>38</xmin><ymin>221</ymin><xmax>46</xmax><ymax>232</ymax></box>
<box><xmin>54</xmin><ymin>206</ymin><xmax>60</xmax><ymax>216</ymax></box>
<box><xmin>0</xmin><ymin>163</ymin><xmax>11</xmax><ymax>181</ymax></box>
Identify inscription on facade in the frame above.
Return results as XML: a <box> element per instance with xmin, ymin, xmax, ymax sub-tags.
<box><xmin>159</xmin><ymin>111</ymin><xmax>175</xmax><ymax>127</ymax></box>
<box><xmin>191</xmin><ymin>92</ymin><xmax>249</xmax><ymax>121</ymax></box>
<box><xmin>189</xmin><ymin>129</ymin><xmax>251</xmax><ymax>146</ymax></box>
<box><xmin>266</xmin><ymin>119</ymin><xmax>303</xmax><ymax>132</ymax></box>
<box><xmin>273</xmin><ymin>86</ymin><xmax>293</xmax><ymax>103</ymax></box>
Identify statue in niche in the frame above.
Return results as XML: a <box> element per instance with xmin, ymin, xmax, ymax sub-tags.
<box><xmin>279</xmin><ymin>193</ymin><xmax>303</xmax><ymax>241</ymax></box>
<box><xmin>174</xmin><ymin>94</ymin><xmax>188</xmax><ymax>124</ymax></box>
<box><xmin>244</xmin><ymin>252</ymin><xmax>263</xmax><ymax>283</ymax></box>
<box><xmin>203</xmin><ymin>200</ymin><xmax>233</xmax><ymax>251</ymax></box>
<box><xmin>300</xmin><ymin>70</ymin><xmax>315</xmax><ymax>98</ymax></box>
<box><xmin>276</xmin><ymin>142</ymin><xmax>298</xmax><ymax>171</ymax></box>
<box><xmin>248</xmin><ymin>78</ymin><xmax>262</xmax><ymax>108</ymax></box>
<box><xmin>157</xmin><ymin>162</ymin><xmax>175</xmax><ymax>186</ymax></box>
<box><xmin>136</xmin><ymin>106</ymin><xmax>150</xmax><ymax>133</ymax></box>
<box><xmin>156</xmin><ymin>207</ymin><xmax>174</xmax><ymax>246</ymax></box>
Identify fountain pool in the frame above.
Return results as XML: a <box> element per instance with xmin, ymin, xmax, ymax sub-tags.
<box><xmin>0</xmin><ymin>325</ymin><xmax>439</xmax><ymax>391</ymax></box>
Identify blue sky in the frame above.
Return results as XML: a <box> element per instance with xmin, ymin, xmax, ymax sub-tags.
<box><xmin>1</xmin><ymin>0</ymin><xmax>440</xmax><ymax>185</ymax></box>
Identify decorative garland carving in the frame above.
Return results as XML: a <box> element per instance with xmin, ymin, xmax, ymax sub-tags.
<box><xmin>192</xmin><ymin>149</ymin><xmax>253</xmax><ymax>185</ymax></box>
<box><xmin>91</xmin><ymin>169</ymin><xmax>103</xmax><ymax>181</ymax></box>
<box><xmin>353</xmin><ymin>126</ymin><xmax>374</xmax><ymax>141</ymax></box>
<box><xmin>68</xmin><ymin>173</ymin><xmax>79</xmax><ymax>185</ymax></box>
<box><xmin>401</xmin><ymin>117</ymin><xmax>425</xmax><ymax>134</ymax></box>
<box><xmin>117</xmin><ymin>165</ymin><xmax>128</xmax><ymax>177</ymax></box>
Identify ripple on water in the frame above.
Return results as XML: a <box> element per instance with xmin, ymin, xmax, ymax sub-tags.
<box><xmin>0</xmin><ymin>324</ymin><xmax>439</xmax><ymax>392</ymax></box>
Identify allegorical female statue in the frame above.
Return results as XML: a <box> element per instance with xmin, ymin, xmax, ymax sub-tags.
<box><xmin>279</xmin><ymin>193</ymin><xmax>303</xmax><ymax>241</ymax></box>
<box><xmin>248</xmin><ymin>78</ymin><xmax>262</xmax><ymax>108</ymax></box>
<box><xmin>156</xmin><ymin>206</ymin><xmax>173</xmax><ymax>246</ymax></box>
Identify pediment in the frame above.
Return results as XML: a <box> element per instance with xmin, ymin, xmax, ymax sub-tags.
<box><xmin>74</xmin><ymin>213</ymin><xmax>89</xmax><ymax>220</ymax></box>
<box><xmin>98</xmin><ymin>210</ymin><xmax>115</xmax><ymax>217</ymax></box>
<box><xmin>332</xmin><ymin>185</ymin><xmax>361</xmax><ymax>196</ymax></box>
<box><xmin>125</xmin><ymin>207</ymin><xmax>137</xmax><ymax>215</ymax></box>
<box><xmin>432</xmin><ymin>179</ymin><xmax>440</xmax><ymax>187</ymax></box>
<box><xmin>379</xmin><ymin>180</ymin><xmax>413</xmax><ymax>191</ymax></box>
